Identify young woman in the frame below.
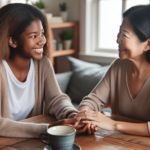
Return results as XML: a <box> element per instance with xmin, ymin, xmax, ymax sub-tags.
<box><xmin>77</xmin><ymin>5</ymin><xmax>150</xmax><ymax>136</ymax></box>
<box><xmin>0</xmin><ymin>3</ymin><xmax>88</xmax><ymax>138</ymax></box>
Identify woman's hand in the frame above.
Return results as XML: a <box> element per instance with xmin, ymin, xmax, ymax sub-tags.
<box><xmin>48</xmin><ymin>118</ymin><xmax>90</xmax><ymax>134</ymax></box>
<box><xmin>67</xmin><ymin>112</ymin><xmax>98</xmax><ymax>134</ymax></box>
<box><xmin>76</xmin><ymin>110</ymin><xmax>117</xmax><ymax>131</ymax></box>
<box><xmin>67</xmin><ymin>112</ymin><xmax>77</xmax><ymax>119</ymax></box>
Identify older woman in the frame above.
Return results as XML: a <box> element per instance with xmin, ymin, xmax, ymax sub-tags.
<box><xmin>77</xmin><ymin>5</ymin><xmax>150</xmax><ymax>136</ymax></box>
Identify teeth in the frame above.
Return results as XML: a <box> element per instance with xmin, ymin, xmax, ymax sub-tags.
<box><xmin>33</xmin><ymin>48</ymin><xmax>43</xmax><ymax>53</ymax></box>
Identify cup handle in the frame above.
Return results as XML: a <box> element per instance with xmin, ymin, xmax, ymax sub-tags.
<box><xmin>39</xmin><ymin>133</ymin><xmax>49</xmax><ymax>145</ymax></box>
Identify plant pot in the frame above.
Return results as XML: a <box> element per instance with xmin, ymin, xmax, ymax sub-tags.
<box><xmin>60</xmin><ymin>11</ymin><xmax>68</xmax><ymax>22</ymax></box>
<box><xmin>63</xmin><ymin>40</ymin><xmax>72</xmax><ymax>50</ymax></box>
<box><xmin>45</xmin><ymin>13</ymin><xmax>53</xmax><ymax>22</ymax></box>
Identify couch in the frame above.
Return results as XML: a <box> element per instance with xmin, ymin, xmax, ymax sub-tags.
<box><xmin>55</xmin><ymin>56</ymin><xmax>111</xmax><ymax>112</ymax></box>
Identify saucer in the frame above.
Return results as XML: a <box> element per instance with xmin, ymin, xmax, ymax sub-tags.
<box><xmin>43</xmin><ymin>143</ymin><xmax>81</xmax><ymax>150</ymax></box>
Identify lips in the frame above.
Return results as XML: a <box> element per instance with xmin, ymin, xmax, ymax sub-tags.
<box><xmin>118</xmin><ymin>45</ymin><xmax>126</xmax><ymax>52</ymax></box>
<box><xmin>32</xmin><ymin>48</ymin><xmax>43</xmax><ymax>54</ymax></box>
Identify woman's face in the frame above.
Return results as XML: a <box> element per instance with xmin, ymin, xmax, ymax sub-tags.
<box><xmin>117</xmin><ymin>17</ymin><xmax>148</xmax><ymax>60</ymax></box>
<box><xmin>15</xmin><ymin>19</ymin><xmax>46</xmax><ymax>60</ymax></box>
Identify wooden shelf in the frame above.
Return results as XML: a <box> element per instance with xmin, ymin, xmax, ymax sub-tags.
<box><xmin>52</xmin><ymin>49</ymin><xmax>75</xmax><ymax>57</ymax></box>
<box><xmin>50</xmin><ymin>22</ymin><xmax>77</xmax><ymax>29</ymax></box>
<box><xmin>49</xmin><ymin>21</ymin><xmax>79</xmax><ymax>72</ymax></box>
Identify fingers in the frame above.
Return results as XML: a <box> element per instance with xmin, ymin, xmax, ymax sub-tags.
<box><xmin>83</xmin><ymin>120</ymin><xmax>94</xmax><ymax>124</ymax></box>
<box><xmin>76</xmin><ymin>110</ymin><xmax>100</xmax><ymax>121</ymax></box>
<box><xmin>91</xmin><ymin>124</ymin><xmax>95</xmax><ymax>134</ymax></box>
<box><xmin>76</xmin><ymin>115</ymin><xmax>96</xmax><ymax>122</ymax></box>
<box><xmin>77</xmin><ymin>110</ymin><xmax>95</xmax><ymax>117</ymax></box>
<box><xmin>87</xmin><ymin>123</ymin><xmax>91</xmax><ymax>134</ymax></box>
<box><xmin>63</xmin><ymin>117</ymin><xmax>81</xmax><ymax>125</ymax></box>
<box><xmin>74</xmin><ymin>121</ymin><xmax>79</xmax><ymax>126</ymax></box>
<box><xmin>67</xmin><ymin>113</ymin><xmax>77</xmax><ymax>119</ymax></box>
<box><xmin>72</xmin><ymin>124</ymin><xmax>85</xmax><ymax>130</ymax></box>
<box><xmin>94</xmin><ymin>126</ymin><xmax>98</xmax><ymax>132</ymax></box>
<box><xmin>76</xmin><ymin>124</ymin><xmax>89</xmax><ymax>134</ymax></box>
<box><xmin>91</xmin><ymin>124</ymin><xmax>98</xmax><ymax>133</ymax></box>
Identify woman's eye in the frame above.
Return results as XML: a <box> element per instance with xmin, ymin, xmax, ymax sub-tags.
<box><xmin>123</xmin><ymin>34</ymin><xmax>127</xmax><ymax>38</ymax></box>
<box><xmin>31</xmin><ymin>35</ymin><xmax>36</xmax><ymax>38</ymax></box>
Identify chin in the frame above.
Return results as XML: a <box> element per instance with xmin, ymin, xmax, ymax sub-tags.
<box><xmin>33</xmin><ymin>54</ymin><xmax>43</xmax><ymax>60</ymax></box>
<box><xmin>119</xmin><ymin>53</ymin><xmax>128</xmax><ymax>60</ymax></box>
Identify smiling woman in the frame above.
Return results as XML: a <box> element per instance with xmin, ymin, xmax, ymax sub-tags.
<box><xmin>0</xmin><ymin>3</ymin><xmax>88</xmax><ymax>138</ymax></box>
<box><xmin>11</xmin><ymin>19</ymin><xmax>46</xmax><ymax>60</ymax></box>
<box><xmin>78</xmin><ymin>4</ymin><xmax>150</xmax><ymax>137</ymax></box>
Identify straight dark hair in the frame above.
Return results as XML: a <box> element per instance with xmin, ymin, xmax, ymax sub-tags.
<box><xmin>123</xmin><ymin>5</ymin><xmax>150</xmax><ymax>62</ymax></box>
<box><xmin>0</xmin><ymin>3</ymin><xmax>52</xmax><ymax>60</ymax></box>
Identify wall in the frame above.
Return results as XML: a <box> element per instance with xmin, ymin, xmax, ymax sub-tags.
<box><xmin>42</xmin><ymin>0</ymin><xmax>80</xmax><ymax>73</ymax></box>
<box><xmin>43</xmin><ymin>0</ymin><xmax>79</xmax><ymax>22</ymax></box>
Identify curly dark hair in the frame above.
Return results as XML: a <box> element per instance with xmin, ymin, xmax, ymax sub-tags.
<box><xmin>123</xmin><ymin>5</ymin><xmax>150</xmax><ymax>62</ymax></box>
<box><xmin>0</xmin><ymin>3</ymin><xmax>53</xmax><ymax>60</ymax></box>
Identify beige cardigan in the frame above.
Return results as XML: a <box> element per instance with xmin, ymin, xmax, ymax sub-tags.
<box><xmin>0</xmin><ymin>56</ymin><xmax>78</xmax><ymax>138</ymax></box>
<box><xmin>79</xmin><ymin>58</ymin><xmax>150</xmax><ymax>133</ymax></box>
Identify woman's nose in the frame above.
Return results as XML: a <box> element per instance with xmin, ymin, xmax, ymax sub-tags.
<box><xmin>116</xmin><ymin>33</ymin><xmax>122</xmax><ymax>44</ymax></box>
<box><xmin>38</xmin><ymin>36</ymin><xmax>46</xmax><ymax>46</ymax></box>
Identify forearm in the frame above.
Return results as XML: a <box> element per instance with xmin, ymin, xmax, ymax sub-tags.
<box><xmin>78</xmin><ymin>105</ymin><xmax>93</xmax><ymax>111</ymax></box>
<box><xmin>0</xmin><ymin>118</ymin><xmax>48</xmax><ymax>138</ymax></box>
<box><xmin>115</xmin><ymin>122</ymin><xmax>149</xmax><ymax>136</ymax></box>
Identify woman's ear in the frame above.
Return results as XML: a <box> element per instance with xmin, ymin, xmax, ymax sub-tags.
<box><xmin>143</xmin><ymin>39</ymin><xmax>150</xmax><ymax>52</ymax></box>
<box><xmin>8</xmin><ymin>37</ymin><xmax>18</xmax><ymax>48</ymax></box>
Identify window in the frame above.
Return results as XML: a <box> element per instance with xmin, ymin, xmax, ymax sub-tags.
<box><xmin>97</xmin><ymin>0</ymin><xmax>150</xmax><ymax>53</ymax></box>
<box><xmin>0</xmin><ymin>0</ymin><xmax>38</xmax><ymax>6</ymax></box>
<box><xmin>9</xmin><ymin>0</ymin><xmax>38</xmax><ymax>4</ymax></box>
<box><xmin>9</xmin><ymin>0</ymin><xmax>27</xmax><ymax>3</ymax></box>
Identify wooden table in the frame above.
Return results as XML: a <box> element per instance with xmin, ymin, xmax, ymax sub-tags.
<box><xmin>1</xmin><ymin>113</ymin><xmax>150</xmax><ymax>150</ymax></box>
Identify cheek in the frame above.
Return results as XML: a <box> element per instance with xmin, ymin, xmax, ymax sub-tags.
<box><xmin>123</xmin><ymin>39</ymin><xmax>132</xmax><ymax>49</ymax></box>
<box><xmin>43</xmin><ymin>36</ymin><xmax>46</xmax><ymax>44</ymax></box>
<box><xmin>122</xmin><ymin>39</ymin><xmax>136</xmax><ymax>57</ymax></box>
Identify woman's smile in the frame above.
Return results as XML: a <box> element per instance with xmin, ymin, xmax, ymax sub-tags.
<box><xmin>17</xmin><ymin>19</ymin><xmax>46</xmax><ymax>60</ymax></box>
<box><xmin>32</xmin><ymin>48</ymin><xmax>43</xmax><ymax>54</ymax></box>
<box><xmin>118</xmin><ymin>45</ymin><xmax>126</xmax><ymax>52</ymax></box>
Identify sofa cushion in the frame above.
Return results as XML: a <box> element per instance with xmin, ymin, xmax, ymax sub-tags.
<box><xmin>55</xmin><ymin>71</ymin><xmax>73</xmax><ymax>93</ymax></box>
<box><xmin>66</xmin><ymin>56</ymin><xmax>109</xmax><ymax>103</ymax></box>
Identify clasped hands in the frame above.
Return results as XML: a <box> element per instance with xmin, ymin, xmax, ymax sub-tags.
<box><xmin>50</xmin><ymin>110</ymin><xmax>117</xmax><ymax>135</ymax></box>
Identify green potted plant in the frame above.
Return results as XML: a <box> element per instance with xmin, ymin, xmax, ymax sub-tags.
<box><xmin>32</xmin><ymin>0</ymin><xmax>45</xmax><ymax>13</ymax></box>
<box><xmin>59</xmin><ymin>30</ymin><xmax>73</xmax><ymax>50</ymax></box>
<box><xmin>59</xmin><ymin>2</ymin><xmax>68</xmax><ymax>22</ymax></box>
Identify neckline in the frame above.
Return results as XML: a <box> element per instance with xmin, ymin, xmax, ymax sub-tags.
<box><xmin>2</xmin><ymin>59</ymin><xmax>33</xmax><ymax>84</ymax></box>
<box><xmin>126</xmin><ymin>61</ymin><xmax>150</xmax><ymax>100</ymax></box>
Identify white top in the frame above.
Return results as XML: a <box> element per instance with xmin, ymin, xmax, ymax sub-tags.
<box><xmin>2</xmin><ymin>59</ymin><xmax>35</xmax><ymax>121</ymax></box>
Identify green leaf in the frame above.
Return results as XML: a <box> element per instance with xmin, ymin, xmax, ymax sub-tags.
<box><xmin>32</xmin><ymin>0</ymin><xmax>45</xmax><ymax>9</ymax></box>
<box><xmin>59</xmin><ymin>30</ymin><xmax>73</xmax><ymax>40</ymax></box>
<box><xmin>59</xmin><ymin>2</ymin><xmax>67</xmax><ymax>11</ymax></box>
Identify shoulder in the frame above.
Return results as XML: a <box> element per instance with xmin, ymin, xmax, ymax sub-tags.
<box><xmin>34</xmin><ymin>56</ymin><xmax>52</xmax><ymax>68</ymax></box>
<box><xmin>110</xmin><ymin>58</ymin><xmax>130</xmax><ymax>71</ymax></box>
<box><xmin>33</xmin><ymin>56</ymin><xmax>54</xmax><ymax>75</ymax></box>
<box><xmin>36</xmin><ymin>56</ymin><xmax>51</xmax><ymax>65</ymax></box>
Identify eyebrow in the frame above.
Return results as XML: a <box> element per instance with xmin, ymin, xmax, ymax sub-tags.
<box><xmin>123</xmin><ymin>30</ymin><xmax>130</xmax><ymax>34</ymax></box>
<box><xmin>27</xmin><ymin>29</ymin><xmax>44</xmax><ymax>35</ymax></box>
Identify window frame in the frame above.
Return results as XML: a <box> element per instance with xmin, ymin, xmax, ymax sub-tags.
<box><xmin>79</xmin><ymin>0</ymin><xmax>118</xmax><ymax>65</ymax></box>
<box><xmin>79</xmin><ymin>0</ymin><xmax>149</xmax><ymax>64</ymax></box>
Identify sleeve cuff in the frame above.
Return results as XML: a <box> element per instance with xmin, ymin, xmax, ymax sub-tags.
<box><xmin>64</xmin><ymin>110</ymin><xmax>78</xmax><ymax>119</ymax></box>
